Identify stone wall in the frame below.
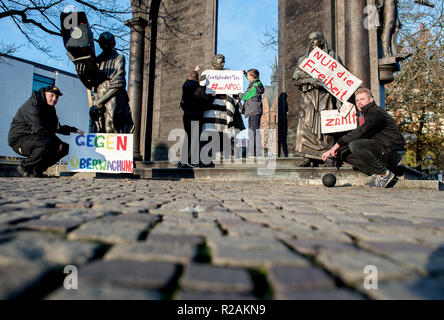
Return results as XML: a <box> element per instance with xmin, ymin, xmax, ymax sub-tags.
<box><xmin>140</xmin><ymin>0</ymin><xmax>217</xmax><ymax>160</ymax></box>
<box><xmin>278</xmin><ymin>0</ymin><xmax>335</xmax><ymax>157</ymax></box>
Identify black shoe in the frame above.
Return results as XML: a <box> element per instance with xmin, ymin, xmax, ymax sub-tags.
<box><xmin>33</xmin><ymin>170</ymin><xmax>49</xmax><ymax>178</ymax></box>
<box><xmin>17</xmin><ymin>165</ymin><xmax>36</xmax><ymax>178</ymax></box>
<box><xmin>324</xmin><ymin>159</ymin><xmax>335</xmax><ymax>168</ymax></box>
<box><xmin>178</xmin><ymin>163</ymin><xmax>195</xmax><ymax>169</ymax></box>
<box><xmin>300</xmin><ymin>158</ymin><xmax>312</xmax><ymax>167</ymax></box>
<box><xmin>198</xmin><ymin>162</ymin><xmax>215</xmax><ymax>168</ymax></box>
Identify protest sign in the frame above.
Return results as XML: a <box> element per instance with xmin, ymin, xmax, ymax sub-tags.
<box><xmin>299</xmin><ymin>47</ymin><xmax>362</xmax><ymax>103</ymax></box>
<box><xmin>321</xmin><ymin>105</ymin><xmax>358</xmax><ymax>134</ymax></box>
<box><xmin>201</xmin><ymin>70</ymin><xmax>244</xmax><ymax>95</ymax></box>
<box><xmin>67</xmin><ymin>134</ymin><xmax>133</xmax><ymax>173</ymax></box>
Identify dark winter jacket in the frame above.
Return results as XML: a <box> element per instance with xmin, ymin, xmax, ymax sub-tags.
<box><xmin>180</xmin><ymin>79</ymin><xmax>214</xmax><ymax>119</ymax></box>
<box><xmin>337</xmin><ymin>102</ymin><xmax>405</xmax><ymax>154</ymax></box>
<box><xmin>8</xmin><ymin>88</ymin><xmax>77</xmax><ymax>146</ymax></box>
<box><xmin>239</xmin><ymin>78</ymin><xmax>264</xmax><ymax>118</ymax></box>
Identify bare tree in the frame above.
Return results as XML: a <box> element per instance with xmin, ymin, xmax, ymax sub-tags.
<box><xmin>260</xmin><ymin>25</ymin><xmax>278</xmax><ymax>52</ymax></box>
<box><xmin>0</xmin><ymin>0</ymin><xmax>132</xmax><ymax>58</ymax></box>
<box><xmin>386</xmin><ymin>0</ymin><xmax>444</xmax><ymax>170</ymax></box>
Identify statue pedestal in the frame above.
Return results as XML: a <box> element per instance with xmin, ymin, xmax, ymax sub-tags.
<box><xmin>379</xmin><ymin>57</ymin><xmax>401</xmax><ymax>84</ymax></box>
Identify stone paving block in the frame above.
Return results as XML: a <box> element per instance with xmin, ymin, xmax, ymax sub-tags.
<box><xmin>68</xmin><ymin>220</ymin><xmax>150</xmax><ymax>244</ymax></box>
<box><xmin>175</xmin><ymin>290</ymin><xmax>256</xmax><ymax>300</ymax></box>
<box><xmin>0</xmin><ymin>223</ymin><xmax>15</xmax><ymax>234</ymax></box>
<box><xmin>148</xmin><ymin>234</ymin><xmax>204</xmax><ymax>246</ymax></box>
<box><xmin>206</xmin><ymin>236</ymin><xmax>286</xmax><ymax>251</ymax></box>
<box><xmin>317</xmin><ymin>250</ymin><xmax>414</xmax><ymax>285</ymax></box>
<box><xmin>102</xmin><ymin>213</ymin><xmax>161</xmax><ymax>224</ymax></box>
<box><xmin>47</xmin><ymin>284</ymin><xmax>162</xmax><ymax>300</ymax></box>
<box><xmin>264</xmin><ymin>219</ymin><xmax>352</xmax><ymax>242</ymax></box>
<box><xmin>0</xmin><ymin>263</ymin><xmax>53</xmax><ymax>299</ymax></box>
<box><xmin>268</xmin><ymin>266</ymin><xmax>336</xmax><ymax>292</ymax></box>
<box><xmin>41</xmin><ymin>209</ymin><xmax>113</xmax><ymax>222</ymax></box>
<box><xmin>180</xmin><ymin>264</ymin><xmax>254</xmax><ymax>293</ymax></box>
<box><xmin>359</xmin><ymin>241</ymin><xmax>444</xmax><ymax>275</ymax></box>
<box><xmin>150</xmin><ymin>224</ymin><xmax>221</xmax><ymax>237</ymax></box>
<box><xmin>211</xmin><ymin>247</ymin><xmax>310</xmax><ymax>269</ymax></box>
<box><xmin>0</xmin><ymin>235</ymin><xmax>100</xmax><ymax>266</ymax></box>
<box><xmin>275</xmin><ymin>288</ymin><xmax>365</xmax><ymax>300</ymax></box>
<box><xmin>340</xmin><ymin>225</ymin><xmax>420</xmax><ymax>243</ymax></box>
<box><xmin>364</xmin><ymin>225</ymin><xmax>444</xmax><ymax>244</ymax></box>
<box><xmin>78</xmin><ymin>260</ymin><xmax>177</xmax><ymax>289</ymax></box>
<box><xmin>362</xmin><ymin>276</ymin><xmax>444</xmax><ymax>300</ymax></box>
<box><xmin>105</xmin><ymin>241</ymin><xmax>198</xmax><ymax>264</ymax></box>
<box><xmin>17</xmin><ymin>219</ymin><xmax>81</xmax><ymax>233</ymax></box>
<box><xmin>0</xmin><ymin>208</ymin><xmax>50</xmax><ymax>224</ymax></box>
<box><xmin>281</xmin><ymin>237</ymin><xmax>356</xmax><ymax>256</ymax></box>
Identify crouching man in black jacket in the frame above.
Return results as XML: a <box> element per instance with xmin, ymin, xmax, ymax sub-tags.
<box><xmin>322</xmin><ymin>88</ymin><xmax>405</xmax><ymax>188</ymax></box>
<box><xmin>8</xmin><ymin>86</ymin><xmax>85</xmax><ymax>177</ymax></box>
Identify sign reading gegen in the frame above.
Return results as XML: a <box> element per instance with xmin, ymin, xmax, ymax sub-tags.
<box><xmin>201</xmin><ymin>70</ymin><xmax>244</xmax><ymax>95</ymax></box>
<box><xmin>299</xmin><ymin>47</ymin><xmax>362</xmax><ymax>103</ymax></box>
<box><xmin>67</xmin><ymin>134</ymin><xmax>133</xmax><ymax>173</ymax></box>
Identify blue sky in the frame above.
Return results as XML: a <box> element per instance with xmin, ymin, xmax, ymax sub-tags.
<box><xmin>0</xmin><ymin>1</ymin><xmax>278</xmax><ymax>83</ymax></box>
<box><xmin>217</xmin><ymin>0</ymin><xmax>278</xmax><ymax>86</ymax></box>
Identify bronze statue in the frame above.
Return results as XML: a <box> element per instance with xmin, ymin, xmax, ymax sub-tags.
<box><xmin>376</xmin><ymin>0</ymin><xmax>434</xmax><ymax>58</ymax></box>
<box><xmin>374</xmin><ymin>0</ymin><xmax>400</xmax><ymax>58</ymax></box>
<box><xmin>292</xmin><ymin>32</ymin><xmax>342</xmax><ymax>165</ymax></box>
<box><xmin>73</xmin><ymin>32</ymin><xmax>134</xmax><ymax>133</ymax></box>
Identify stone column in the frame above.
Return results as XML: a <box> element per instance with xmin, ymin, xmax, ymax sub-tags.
<box><xmin>344</xmin><ymin>0</ymin><xmax>371</xmax><ymax>88</ymax></box>
<box><xmin>125</xmin><ymin>17</ymin><xmax>148</xmax><ymax>160</ymax></box>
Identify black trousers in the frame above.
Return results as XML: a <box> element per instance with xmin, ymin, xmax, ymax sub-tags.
<box><xmin>11</xmin><ymin>135</ymin><xmax>69</xmax><ymax>173</ymax></box>
<box><xmin>182</xmin><ymin>116</ymin><xmax>201</xmax><ymax>164</ymax></box>
<box><xmin>342</xmin><ymin>139</ymin><xmax>402</xmax><ymax>176</ymax></box>
<box><xmin>248</xmin><ymin>114</ymin><xmax>262</xmax><ymax>156</ymax></box>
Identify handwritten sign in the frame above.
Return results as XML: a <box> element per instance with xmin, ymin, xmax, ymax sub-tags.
<box><xmin>67</xmin><ymin>134</ymin><xmax>133</xmax><ymax>173</ymax></box>
<box><xmin>200</xmin><ymin>70</ymin><xmax>244</xmax><ymax>95</ymax></box>
<box><xmin>321</xmin><ymin>106</ymin><xmax>358</xmax><ymax>134</ymax></box>
<box><xmin>299</xmin><ymin>47</ymin><xmax>362</xmax><ymax>103</ymax></box>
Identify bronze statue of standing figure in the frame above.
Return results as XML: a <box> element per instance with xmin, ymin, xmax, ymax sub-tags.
<box><xmin>292</xmin><ymin>32</ymin><xmax>342</xmax><ymax>166</ymax></box>
<box><xmin>73</xmin><ymin>32</ymin><xmax>134</xmax><ymax>133</ymax></box>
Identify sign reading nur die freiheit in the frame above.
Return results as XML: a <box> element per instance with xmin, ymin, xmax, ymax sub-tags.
<box><xmin>299</xmin><ymin>47</ymin><xmax>362</xmax><ymax>104</ymax></box>
<box><xmin>299</xmin><ymin>47</ymin><xmax>363</xmax><ymax>134</ymax></box>
<box><xmin>201</xmin><ymin>70</ymin><xmax>244</xmax><ymax>95</ymax></box>
<box><xmin>67</xmin><ymin>134</ymin><xmax>133</xmax><ymax>173</ymax></box>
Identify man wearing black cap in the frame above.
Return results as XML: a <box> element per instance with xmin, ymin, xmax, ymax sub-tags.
<box><xmin>8</xmin><ymin>86</ymin><xmax>85</xmax><ymax>177</ymax></box>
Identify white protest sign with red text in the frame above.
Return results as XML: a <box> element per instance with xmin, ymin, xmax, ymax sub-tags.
<box><xmin>321</xmin><ymin>105</ymin><xmax>358</xmax><ymax>134</ymax></box>
<box><xmin>299</xmin><ymin>47</ymin><xmax>362</xmax><ymax>103</ymax></box>
<box><xmin>201</xmin><ymin>70</ymin><xmax>244</xmax><ymax>95</ymax></box>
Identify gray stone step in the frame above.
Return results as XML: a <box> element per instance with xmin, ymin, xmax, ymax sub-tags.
<box><xmin>1</xmin><ymin>158</ymin><xmax>442</xmax><ymax>190</ymax></box>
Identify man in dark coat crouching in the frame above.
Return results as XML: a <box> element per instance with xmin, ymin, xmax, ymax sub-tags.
<box><xmin>8</xmin><ymin>86</ymin><xmax>85</xmax><ymax>177</ymax></box>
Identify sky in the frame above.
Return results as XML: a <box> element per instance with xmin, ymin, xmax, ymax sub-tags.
<box><xmin>0</xmin><ymin>1</ymin><xmax>278</xmax><ymax>137</ymax></box>
<box><xmin>0</xmin><ymin>0</ymin><xmax>278</xmax><ymax>82</ymax></box>
<box><xmin>217</xmin><ymin>0</ymin><xmax>278</xmax><ymax>86</ymax></box>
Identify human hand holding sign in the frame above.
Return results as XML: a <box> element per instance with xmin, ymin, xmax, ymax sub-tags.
<box><xmin>322</xmin><ymin>143</ymin><xmax>340</xmax><ymax>162</ymax></box>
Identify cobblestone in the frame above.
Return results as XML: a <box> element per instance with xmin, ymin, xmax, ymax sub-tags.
<box><xmin>0</xmin><ymin>177</ymin><xmax>442</xmax><ymax>300</ymax></box>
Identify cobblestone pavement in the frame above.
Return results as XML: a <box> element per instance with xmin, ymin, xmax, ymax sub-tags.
<box><xmin>0</xmin><ymin>177</ymin><xmax>443</xmax><ymax>300</ymax></box>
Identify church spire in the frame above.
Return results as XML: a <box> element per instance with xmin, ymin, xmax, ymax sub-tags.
<box><xmin>271</xmin><ymin>55</ymin><xmax>278</xmax><ymax>85</ymax></box>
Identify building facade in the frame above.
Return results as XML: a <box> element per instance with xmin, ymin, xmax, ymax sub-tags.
<box><xmin>261</xmin><ymin>58</ymin><xmax>279</xmax><ymax>156</ymax></box>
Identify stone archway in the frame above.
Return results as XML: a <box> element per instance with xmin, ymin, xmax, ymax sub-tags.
<box><xmin>128</xmin><ymin>0</ymin><xmax>383</xmax><ymax>161</ymax></box>
<box><xmin>127</xmin><ymin>0</ymin><xmax>217</xmax><ymax>161</ymax></box>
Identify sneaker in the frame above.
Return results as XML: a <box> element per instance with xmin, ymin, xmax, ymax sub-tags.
<box><xmin>370</xmin><ymin>170</ymin><xmax>395</xmax><ymax>188</ymax></box>
<box><xmin>17</xmin><ymin>165</ymin><xmax>36</xmax><ymax>178</ymax></box>
<box><xmin>178</xmin><ymin>163</ymin><xmax>195</xmax><ymax>169</ymax></box>
<box><xmin>33</xmin><ymin>170</ymin><xmax>49</xmax><ymax>178</ymax></box>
